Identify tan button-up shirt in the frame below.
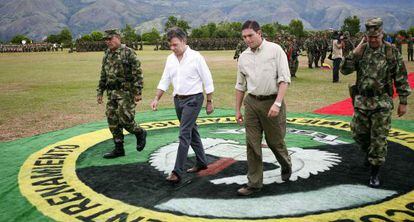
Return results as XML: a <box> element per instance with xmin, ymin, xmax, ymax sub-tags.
<box><xmin>235</xmin><ymin>39</ymin><xmax>291</xmax><ymax>95</ymax></box>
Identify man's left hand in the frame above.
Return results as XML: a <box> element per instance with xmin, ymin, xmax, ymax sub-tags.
<box><xmin>267</xmin><ymin>104</ymin><xmax>280</xmax><ymax>118</ymax></box>
<box><xmin>134</xmin><ymin>95</ymin><xmax>142</xmax><ymax>104</ymax></box>
<box><xmin>398</xmin><ymin>104</ymin><xmax>407</xmax><ymax>117</ymax></box>
<box><xmin>206</xmin><ymin>101</ymin><xmax>214</xmax><ymax>115</ymax></box>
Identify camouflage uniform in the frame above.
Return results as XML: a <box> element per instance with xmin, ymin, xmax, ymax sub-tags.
<box><xmin>395</xmin><ymin>36</ymin><xmax>402</xmax><ymax>54</ymax></box>
<box><xmin>313</xmin><ymin>36</ymin><xmax>322</xmax><ymax>67</ymax></box>
<box><xmin>287</xmin><ymin>38</ymin><xmax>300</xmax><ymax>77</ymax></box>
<box><xmin>320</xmin><ymin>34</ymin><xmax>329</xmax><ymax>65</ymax></box>
<box><xmin>233</xmin><ymin>40</ymin><xmax>247</xmax><ymax>60</ymax></box>
<box><xmin>340</xmin><ymin>18</ymin><xmax>411</xmax><ymax>187</ymax></box>
<box><xmin>304</xmin><ymin>37</ymin><xmax>314</xmax><ymax>68</ymax></box>
<box><xmin>97</xmin><ymin>29</ymin><xmax>146</xmax><ymax>158</ymax></box>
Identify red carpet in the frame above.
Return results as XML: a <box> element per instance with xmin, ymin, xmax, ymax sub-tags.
<box><xmin>314</xmin><ymin>72</ymin><xmax>414</xmax><ymax>116</ymax></box>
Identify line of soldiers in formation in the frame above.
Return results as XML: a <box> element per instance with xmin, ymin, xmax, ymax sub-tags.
<box><xmin>156</xmin><ymin>38</ymin><xmax>241</xmax><ymax>51</ymax></box>
<box><xmin>232</xmin><ymin>31</ymin><xmax>363</xmax><ymax>78</ymax></box>
<box><xmin>74</xmin><ymin>40</ymin><xmax>143</xmax><ymax>52</ymax></box>
<box><xmin>0</xmin><ymin>43</ymin><xmax>63</xmax><ymax>53</ymax></box>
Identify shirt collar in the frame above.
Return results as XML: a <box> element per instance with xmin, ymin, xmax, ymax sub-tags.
<box><xmin>248</xmin><ymin>39</ymin><xmax>265</xmax><ymax>53</ymax></box>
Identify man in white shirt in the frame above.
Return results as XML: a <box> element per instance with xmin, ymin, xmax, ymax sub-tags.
<box><xmin>235</xmin><ymin>20</ymin><xmax>292</xmax><ymax>196</ymax></box>
<box><xmin>150</xmin><ymin>27</ymin><xmax>215</xmax><ymax>183</ymax></box>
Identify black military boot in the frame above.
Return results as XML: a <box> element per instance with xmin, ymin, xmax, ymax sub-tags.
<box><xmin>369</xmin><ymin>165</ymin><xmax>381</xmax><ymax>188</ymax></box>
<box><xmin>135</xmin><ymin>129</ymin><xmax>147</xmax><ymax>152</ymax></box>
<box><xmin>103</xmin><ymin>141</ymin><xmax>125</xmax><ymax>159</ymax></box>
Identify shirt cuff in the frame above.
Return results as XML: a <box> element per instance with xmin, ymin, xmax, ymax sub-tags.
<box><xmin>157</xmin><ymin>83</ymin><xmax>169</xmax><ymax>92</ymax></box>
<box><xmin>205</xmin><ymin>85</ymin><xmax>214</xmax><ymax>94</ymax></box>
<box><xmin>235</xmin><ymin>84</ymin><xmax>247</xmax><ymax>92</ymax></box>
<box><xmin>278</xmin><ymin>76</ymin><xmax>291</xmax><ymax>84</ymax></box>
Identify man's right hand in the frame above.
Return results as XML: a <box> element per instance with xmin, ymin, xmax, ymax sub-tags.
<box><xmin>97</xmin><ymin>95</ymin><xmax>103</xmax><ymax>104</ymax></box>
<box><xmin>150</xmin><ymin>99</ymin><xmax>158</xmax><ymax>111</ymax></box>
<box><xmin>236</xmin><ymin>111</ymin><xmax>244</xmax><ymax>125</ymax></box>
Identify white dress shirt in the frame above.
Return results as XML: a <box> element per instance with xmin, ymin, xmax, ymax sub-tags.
<box><xmin>157</xmin><ymin>46</ymin><xmax>214</xmax><ymax>96</ymax></box>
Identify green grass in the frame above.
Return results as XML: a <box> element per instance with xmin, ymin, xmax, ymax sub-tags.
<box><xmin>0</xmin><ymin>46</ymin><xmax>413</xmax><ymax>141</ymax></box>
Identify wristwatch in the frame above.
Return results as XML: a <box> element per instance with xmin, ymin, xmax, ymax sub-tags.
<box><xmin>273</xmin><ymin>101</ymin><xmax>282</xmax><ymax>108</ymax></box>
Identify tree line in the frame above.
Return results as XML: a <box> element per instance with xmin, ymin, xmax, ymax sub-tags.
<box><xmin>4</xmin><ymin>15</ymin><xmax>414</xmax><ymax>46</ymax></box>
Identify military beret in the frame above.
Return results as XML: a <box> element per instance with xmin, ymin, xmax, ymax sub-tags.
<box><xmin>103</xmin><ymin>29</ymin><xmax>121</xmax><ymax>39</ymax></box>
<box><xmin>365</xmin><ymin>18</ymin><xmax>383</xmax><ymax>36</ymax></box>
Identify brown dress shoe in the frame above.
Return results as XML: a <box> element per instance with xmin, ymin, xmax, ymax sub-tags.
<box><xmin>237</xmin><ymin>186</ymin><xmax>261</xmax><ymax>196</ymax></box>
<box><xmin>187</xmin><ymin>165</ymin><xmax>208</xmax><ymax>173</ymax></box>
<box><xmin>281</xmin><ymin>166</ymin><xmax>292</xmax><ymax>182</ymax></box>
<box><xmin>166</xmin><ymin>172</ymin><xmax>180</xmax><ymax>183</ymax></box>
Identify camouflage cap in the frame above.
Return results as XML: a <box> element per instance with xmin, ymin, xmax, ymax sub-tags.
<box><xmin>365</xmin><ymin>18</ymin><xmax>383</xmax><ymax>36</ymax></box>
<box><xmin>103</xmin><ymin>29</ymin><xmax>121</xmax><ymax>39</ymax></box>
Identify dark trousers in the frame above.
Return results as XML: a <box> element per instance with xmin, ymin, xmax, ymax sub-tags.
<box><xmin>244</xmin><ymin>95</ymin><xmax>291</xmax><ymax>188</ymax></box>
<box><xmin>408</xmin><ymin>49</ymin><xmax>413</xmax><ymax>61</ymax></box>
<box><xmin>173</xmin><ymin>93</ymin><xmax>207</xmax><ymax>176</ymax></box>
<box><xmin>333</xmin><ymin>58</ymin><xmax>342</xmax><ymax>82</ymax></box>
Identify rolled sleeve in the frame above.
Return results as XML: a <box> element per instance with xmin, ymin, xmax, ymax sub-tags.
<box><xmin>197</xmin><ymin>55</ymin><xmax>214</xmax><ymax>94</ymax></box>
<box><xmin>276</xmin><ymin>46</ymin><xmax>291</xmax><ymax>84</ymax></box>
<box><xmin>235</xmin><ymin>63</ymin><xmax>247</xmax><ymax>92</ymax></box>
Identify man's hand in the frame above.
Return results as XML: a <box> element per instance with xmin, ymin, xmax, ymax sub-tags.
<box><xmin>150</xmin><ymin>99</ymin><xmax>158</xmax><ymax>111</ymax></box>
<box><xmin>97</xmin><ymin>95</ymin><xmax>103</xmax><ymax>104</ymax></box>
<box><xmin>236</xmin><ymin>111</ymin><xmax>244</xmax><ymax>125</ymax></box>
<box><xmin>134</xmin><ymin>95</ymin><xmax>142</xmax><ymax>104</ymax></box>
<box><xmin>206</xmin><ymin>101</ymin><xmax>214</xmax><ymax>115</ymax></box>
<box><xmin>398</xmin><ymin>104</ymin><xmax>407</xmax><ymax>117</ymax></box>
<box><xmin>267</xmin><ymin>104</ymin><xmax>280</xmax><ymax>118</ymax></box>
<box><xmin>353</xmin><ymin>36</ymin><xmax>367</xmax><ymax>56</ymax></box>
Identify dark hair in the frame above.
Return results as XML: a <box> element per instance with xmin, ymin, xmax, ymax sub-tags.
<box><xmin>166</xmin><ymin>27</ymin><xmax>187</xmax><ymax>42</ymax></box>
<box><xmin>242</xmin><ymin>20</ymin><xmax>261</xmax><ymax>32</ymax></box>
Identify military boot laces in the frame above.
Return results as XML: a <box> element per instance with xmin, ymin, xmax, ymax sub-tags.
<box><xmin>135</xmin><ymin>129</ymin><xmax>147</xmax><ymax>152</ymax></box>
<box><xmin>369</xmin><ymin>165</ymin><xmax>381</xmax><ymax>188</ymax></box>
<box><xmin>103</xmin><ymin>142</ymin><xmax>125</xmax><ymax>159</ymax></box>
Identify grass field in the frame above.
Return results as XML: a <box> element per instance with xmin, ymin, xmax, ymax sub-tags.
<box><xmin>0</xmin><ymin>45</ymin><xmax>413</xmax><ymax>141</ymax></box>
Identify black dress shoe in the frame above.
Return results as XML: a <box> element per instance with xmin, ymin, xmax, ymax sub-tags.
<box><xmin>281</xmin><ymin>166</ymin><xmax>292</xmax><ymax>181</ymax></box>
<box><xmin>135</xmin><ymin>130</ymin><xmax>147</xmax><ymax>152</ymax></box>
<box><xmin>166</xmin><ymin>171</ymin><xmax>180</xmax><ymax>183</ymax></box>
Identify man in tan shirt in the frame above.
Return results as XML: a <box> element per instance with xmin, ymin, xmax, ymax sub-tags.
<box><xmin>235</xmin><ymin>20</ymin><xmax>292</xmax><ymax>196</ymax></box>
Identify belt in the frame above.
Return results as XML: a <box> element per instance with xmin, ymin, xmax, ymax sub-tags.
<box><xmin>174</xmin><ymin>93</ymin><xmax>200</xmax><ymax>99</ymax></box>
<box><xmin>248</xmin><ymin>94</ymin><xmax>277</xmax><ymax>101</ymax></box>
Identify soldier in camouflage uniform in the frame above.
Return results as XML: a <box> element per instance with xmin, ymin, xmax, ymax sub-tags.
<box><xmin>233</xmin><ymin>40</ymin><xmax>247</xmax><ymax>60</ymax></box>
<box><xmin>304</xmin><ymin>36</ymin><xmax>315</xmax><ymax>68</ymax></box>
<box><xmin>313</xmin><ymin>33</ymin><xmax>322</xmax><ymax>68</ymax></box>
<box><xmin>342</xmin><ymin>31</ymin><xmax>355</xmax><ymax>57</ymax></box>
<box><xmin>407</xmin><ymin>35</ymin><xmax>413</xmax><ymax>61</ymax></box>
<box><xmin>97</xmin><ymin>29</ymin><xmax>147</xmax><ymax>159</ymax></box>
<box><xmin>287</xmin><ymin>36</ymin><xmax>300</xmax><ymax>78</ymax></box>
<box><xmin>340</xmin><ymin>18</ymin><xmax>411</xmax><ymax>187</ymax></box>
<box><xmin>320</xmin><ymin>33</ymin><xmax>329</xmax><ymax>66</ymax></box>
<box><xmin>394</xmin><ymin>35</ymin><xmax>402</xmax><ymax>54</ymax></box>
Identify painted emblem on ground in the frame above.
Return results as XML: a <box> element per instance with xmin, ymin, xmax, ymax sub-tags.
<box><xmin>18</xmin><ymin>116</ymin><xmax>414</xmax><ymax>221</ymax></box>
